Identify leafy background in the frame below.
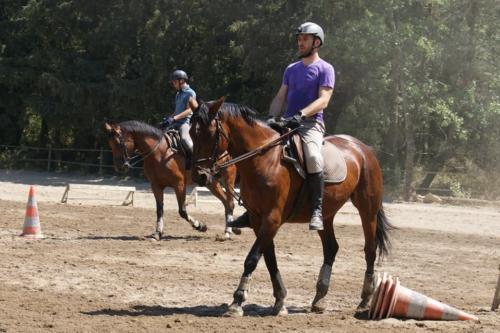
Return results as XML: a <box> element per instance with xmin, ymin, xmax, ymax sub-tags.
<box><xmin>1</xmin><ymin>0</ymin><xmax>499</xmax><ymax>199</ymax></box>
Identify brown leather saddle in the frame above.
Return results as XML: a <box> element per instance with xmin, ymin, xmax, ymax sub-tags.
<box><xmin>163</xmin><ymin>129</ymin><xmax>187</xmax><ymax>156</ymax></box>
<box><xmin>269</xmin><ymin>122</ymin><xmax>347</xmax><ymax>183</ymax></box>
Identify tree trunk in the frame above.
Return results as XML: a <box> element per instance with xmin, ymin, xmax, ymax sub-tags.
<box><xmin>416</xmin><ymin>149</ymin><xmax>451</xmax><ymax>194</ymax></box>
<box><xmin>383</xmin><ymin>8</ymin><xmax>403</xmax><ymax>187</ymax></box>
<box><xmin>403</xmin><ymin>108</ymin><xmax>416</xmax><ymax>201</ymax></box>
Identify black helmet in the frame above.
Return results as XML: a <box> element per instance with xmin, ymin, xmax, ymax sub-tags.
<box><xmin>170</xmin><ymin>69</ymin><xmax>188</xmax><ymax>81</ymax></box>
<box><xmin>296</xmin><ymin>22</ymin><xmax>324</xmax><ymax>46</ymax></box>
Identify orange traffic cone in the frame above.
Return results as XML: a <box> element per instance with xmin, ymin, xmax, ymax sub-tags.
<box><xmin>369</xmin><ymin>272</ymin><xmax>478</xmax><ymax>321</ymax></box>
<box><xmin>21</xmin><ymin>186</ymin><xmax>44</xmax><ymax>239</ymax></box>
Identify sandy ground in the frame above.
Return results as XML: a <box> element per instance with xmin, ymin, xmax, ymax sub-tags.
<box><xmin>0</xmin><ymin>169</ymin><xmax>499</xmax><ymax>332</ymax></box>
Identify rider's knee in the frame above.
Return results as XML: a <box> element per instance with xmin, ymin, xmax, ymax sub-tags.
<box><xmin>306</xmin><ymin>155</ymin><xmax>324</xmax><ymax>174</ymax></box>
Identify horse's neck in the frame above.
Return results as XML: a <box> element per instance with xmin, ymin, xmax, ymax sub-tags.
<box><xmin>226</xmin><ymin>119</ymin><xmax>279</xmax><ymax>158</ymax></box>
<box><xmin>133</xmin><ymin>133</ymin><xmax>163</xmax><ymax>155</ymax></box>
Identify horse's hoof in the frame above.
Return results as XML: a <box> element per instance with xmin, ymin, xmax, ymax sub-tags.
<box><xmin>215</xmin><ymin>234</ymin><xmax>231</xmax><ymax>242</ymax></box>
<box><xmin>148</xmin><ymin>232</ymin><xmax>161</xmax><ymax>241</ymax></box>
<box><xmin>272</xmin><ymin>303</ymin><xmax>288</xmax><ymax>316</ymax></box>
<box><xmin>193</xmin><ymin>222</ymin><xmax>208</xmax><ymax>232</ymax></box>
<box><xmin>232</xmin><ymin>228</ymin><xmax>242</xmax><ymax>235</ymax></box>
<box><xmin>356</xmin><ymin>298</ymin><xmax>370</xmax><ymax>311</ymax></box>
<box><xmin>224</xmin><ymin>304</ymin><xmax>243</xmax><ymax>317</ymax></box>
<box><xmin>311</xmin><ymin>299</ymin><xmax>327</xmax><ymax>313</ymax></box>
<box><xmin>276</xmin><ymin>306</ymin><xmax>288</xmax><ymax>316</ymax></box>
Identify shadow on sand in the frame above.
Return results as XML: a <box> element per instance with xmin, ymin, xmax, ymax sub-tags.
<box><xmin>76</xmin><ymin>234</ymin><xmax>204</xmax><ymax>242</ymax></box>
<box><xmin>83</xmin><ymin>304</ymin><xmax>310</xmax><ymax>318</ymax></box>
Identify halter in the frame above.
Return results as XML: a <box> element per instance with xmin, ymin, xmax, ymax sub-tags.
<box><xmin>115</xmin><ymin>130</ymin><xmax>163</xmax><ymax>169</ymax></box>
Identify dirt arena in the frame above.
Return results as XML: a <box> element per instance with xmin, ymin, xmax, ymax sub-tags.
<box><xmin>0</xmin><ymin>170</ymin><xmax>499</xmax><ymax>332</ymax></box>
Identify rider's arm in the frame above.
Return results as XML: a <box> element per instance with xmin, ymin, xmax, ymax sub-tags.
<box><xmin>269</xmin><ymin>84</ymin><xmax>288</xmax><ymax>117</ymax></box>
<box><xmin>300</xmin><ymin>86</ymin><xmax>333</xmax><ymax>118</ymax></box>
<box><xmin>173</xmin><ymin>96</ymin><xmax>197</xmax><ymax>121</ymax></box>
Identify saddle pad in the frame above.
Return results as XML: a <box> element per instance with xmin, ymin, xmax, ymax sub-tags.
<box><xmin>322</xmin><ymin>141</ymin><xmax>347</xmax><ymax>183</ymax></box>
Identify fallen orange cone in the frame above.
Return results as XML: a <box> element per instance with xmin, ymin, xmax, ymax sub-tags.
<box><xmin>21</xmin><ymin>186</ymin><xmax>44</xmax><ymax>239</ymax></box>
<box><xmin>369</xmin><ymin>273</ymin><xmax>478</xmax><ymax>321</ymax></box>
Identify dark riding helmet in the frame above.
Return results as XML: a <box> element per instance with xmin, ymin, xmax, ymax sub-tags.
<box><xmin>170</xmin><ymin>69</ymin><xmax>189</xmax><ymax>82</ymax></box>
<box><xmin>296</xmin><ymin>22</ymin><xmax>324</xmax><ymax>46</ymax></box>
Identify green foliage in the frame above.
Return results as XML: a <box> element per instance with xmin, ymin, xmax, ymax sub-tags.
<box><xmin>0</xmin><ymin>0</ymin><xmax>499</xmax><ymax>198</ymax></box>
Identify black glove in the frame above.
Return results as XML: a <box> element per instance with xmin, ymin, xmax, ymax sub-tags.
<box><xmin>285</xmin><ymin>113</ymin><xmax>304</xmax><ymax>129</ymax></box>
<box><xmin>266</xmin><ymin>116</ymin><xmax>279</xmax><ymax>126</ymax></box>
<box><xmin>160</xmin><ymin>116</ymin><xmax>175</xmax><ymax>129</ymax></box>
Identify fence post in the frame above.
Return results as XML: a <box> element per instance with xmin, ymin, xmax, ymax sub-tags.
<box><xmin>99</xmin><ymin>147</ymin><xmax>104</xmax><ymax>176</ymax></box>
<box><xmin>47</xmin><ymin>144</ymin><xmax>52</xmax><ymax>172</ymax></box>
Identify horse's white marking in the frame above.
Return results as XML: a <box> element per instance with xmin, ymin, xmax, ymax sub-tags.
<box><xmin>156</xmin><ymin>218</ymin><xmax>164</xmax><ymax>233</ymax></box>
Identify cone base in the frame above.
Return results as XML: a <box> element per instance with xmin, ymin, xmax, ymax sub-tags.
<box><xmin>20</xmin><ymin>233</ymin><xmax>44</xmax><ymax>239</ymax></box>
<box><xmin>369</xmin><ymin>273</ymin><xmax>478</xmax><ymax>321</ymax></box>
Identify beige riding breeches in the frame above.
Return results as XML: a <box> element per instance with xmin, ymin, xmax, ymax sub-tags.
<box><xmin>298</xmin><ymin>119</ymin><xmax>325</xmax><ymax>174</ymax></box>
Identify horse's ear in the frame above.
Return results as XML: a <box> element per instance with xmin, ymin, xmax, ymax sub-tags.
<box><xmin>209</xmin><ymin>96</ymin><xmax>226</xmax><ymax>115</ymax></box>
<box><xmin>104</xmin><ymin>122</ymin><xmax>113</xmax><ymax>133</ymax></box>
<box><xmin>104</xmin><ymin>122</ymin><xmax>121</xmax><ymax>136</ymax></box>
<box><xmin>194</xmin><ymin>97</ymin><xmax>204</xmax><ymax>113</ymax></box>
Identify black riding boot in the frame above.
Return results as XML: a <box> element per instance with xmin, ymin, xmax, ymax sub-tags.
<box><xmin>227</xmin><ymin>211</ymin><xmax>251</xmax><ymax>228</ymax></box>
<box><xmin>185</xmin><ymin>150</ymin><xmax>192</xmax><ymax>170</ymax></box>
<box><xmin>308</xmin><ymin>171</ymin><xmax>324</xmax><ymax>231</ymax></box>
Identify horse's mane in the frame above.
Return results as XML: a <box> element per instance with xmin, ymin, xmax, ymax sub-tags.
<box><xmin>195</xmin><ymin>101</ymin><xmax>258</xmax><ymax>126</ymax></box>
<box><xmin>119</xmin><ymin>120</ymin><xmax>163</xmax><ymax>139</ymax></box>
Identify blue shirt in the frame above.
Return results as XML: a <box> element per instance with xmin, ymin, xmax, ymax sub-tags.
<box><xmin>174</xmin><ymin>85</ymin><xmax>196</xmax><ymax>125</ymax></box>
<box><xmin>283</xmin><ymin>59</ymin><xmax>335</xmax><ymax>122</ymax></box>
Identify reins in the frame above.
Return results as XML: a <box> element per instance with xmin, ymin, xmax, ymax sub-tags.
<box><xmin>196</xmin><ymin>116</ymin><xmax>300</xmax><ymax>213</ymax></box>
<box><xmin>120</xmin><ymin>132</ymin><xmax>163</xmax><ymax>169</ymax></box>
<box><xmin>211</xmin><ymin>122</ymin><xmax>299</xmax><ymax>174</ymax></box>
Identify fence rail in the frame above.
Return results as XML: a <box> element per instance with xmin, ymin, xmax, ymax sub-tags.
<box><xmin>0</xmin><ymin>144</ymin><xmax>143</xmax><ymax>175</ymax></box>
<box><xmin>0</xmin><ymin>144</ymin><xmax>494</xmax><ymax>200</ymax></box>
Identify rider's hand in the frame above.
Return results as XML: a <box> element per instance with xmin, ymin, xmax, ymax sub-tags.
<box><xmin>160</xmin><ymin>116</ymin><xmax>175</xmax><ymax>129</ymax></box>
<box><xmin>285</xmin><ymin>112</ymin><xmax>304</xmax><ymax>129</ymax></box>
<box><xmin>266</xmin><ymin>116</ymin><xmax>279</xmax><ymax>126</ymax></box>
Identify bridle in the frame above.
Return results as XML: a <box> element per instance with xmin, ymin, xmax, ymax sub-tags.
<box><xmin>113</xmin><ymin>130</ymin><xmax>163</xmax><ymax>169</ymax></box>
<box><xmin>194</xmin><ymin>114</ymin><xmax>228</xmax><ymax>163</ymax></box>
<box><xmin>193</xmin><ymin>113</ymin><xmax>230</xmax><ymax>182</ymax></box>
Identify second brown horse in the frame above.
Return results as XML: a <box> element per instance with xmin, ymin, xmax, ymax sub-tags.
<box><xmin>105</xmin><ymin>120</ymin><xmax>239</xmax><ymax>240</ymax></box>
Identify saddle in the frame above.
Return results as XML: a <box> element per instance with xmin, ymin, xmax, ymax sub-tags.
<box><xmin>162</xmin><ymin>129</ymin><xmax>187</xmax><ymax>156</ymax></box>
<box><xmin>269</xmin><ymin>122</ymin><xmax>347</xmax><ymax>183</ymax></box>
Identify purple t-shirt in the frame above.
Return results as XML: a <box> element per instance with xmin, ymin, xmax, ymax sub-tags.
<box><xmin>283</xmin><ymin>59</ymin><xmax>335</xmax><ymax>122</ymax></box>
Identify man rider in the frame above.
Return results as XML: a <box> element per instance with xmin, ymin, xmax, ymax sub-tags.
<box><xmin>229</xmin><ymin>22</ymin><xmax>335</xmax><ymax>231</ymax></box>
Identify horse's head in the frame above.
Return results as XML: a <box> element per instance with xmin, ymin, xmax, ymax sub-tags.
<box><xmin>190</xmin><ymin>97</ymin><xmax>228</xmax><ymax>186</ymax></box>
<box><xmin>104</xmin><ymin>122</ymin><xmax>136</xmax><ymax>173</ymax></box>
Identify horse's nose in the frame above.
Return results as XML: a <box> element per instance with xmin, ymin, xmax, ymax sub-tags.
<box><xmin>114</xmin><ymin>159</ymin><xmax>129</xmax><ymax>174</ymax></box>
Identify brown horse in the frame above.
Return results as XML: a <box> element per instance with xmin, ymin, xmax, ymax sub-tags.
<box><xmin>190</xmin><ymin>98</ymin><xmax>394</xmax><ymax>316</ymax></box>
<box><xmin>104</xmin><ymin>120</ymin><xmax>239</xmax><ymax>240</ymax></box>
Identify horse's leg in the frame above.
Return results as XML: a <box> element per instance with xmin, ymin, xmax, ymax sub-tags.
<box><xmin>226</xmin><ymin>217</ymin><xmax>280</xmax><ymax>316</ymax></box>
<box><xmin>151</xmin><ymin>183</ymin><xmax>164</xmax><ymax>240</ymax></box>
<box><xmin>223</xmin><ymin>167</ymin><xmax>240</xmax><ymax>235</ymax></box>
<box><xmin>311</xmin><ymin>215</ymin><xmax>339</xmax><ymax>312</ymax></box>
<box><xmin>174</xmin><ymin>183</ymin><xmax>207</xmax><ymax>232</ymax></box>
<box><xmin>351</xmin><ymin>197</ymin><xmax>379</xmax><ymax>310</ymax></box>
<box><xmin>206</xmin><ymin>181</ymin><xmax>235</xmax><ymax>239</ymax></box>
<box><xmin>264</xmin><ymin>240</ymin><xmax>288</xmax><ymax>316</ymax></box>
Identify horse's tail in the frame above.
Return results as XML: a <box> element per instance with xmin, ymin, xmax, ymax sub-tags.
<box><xmin>375</xmin><ymin>205</ymin><xmax>396</xmax><ymax>260</ymax></box>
